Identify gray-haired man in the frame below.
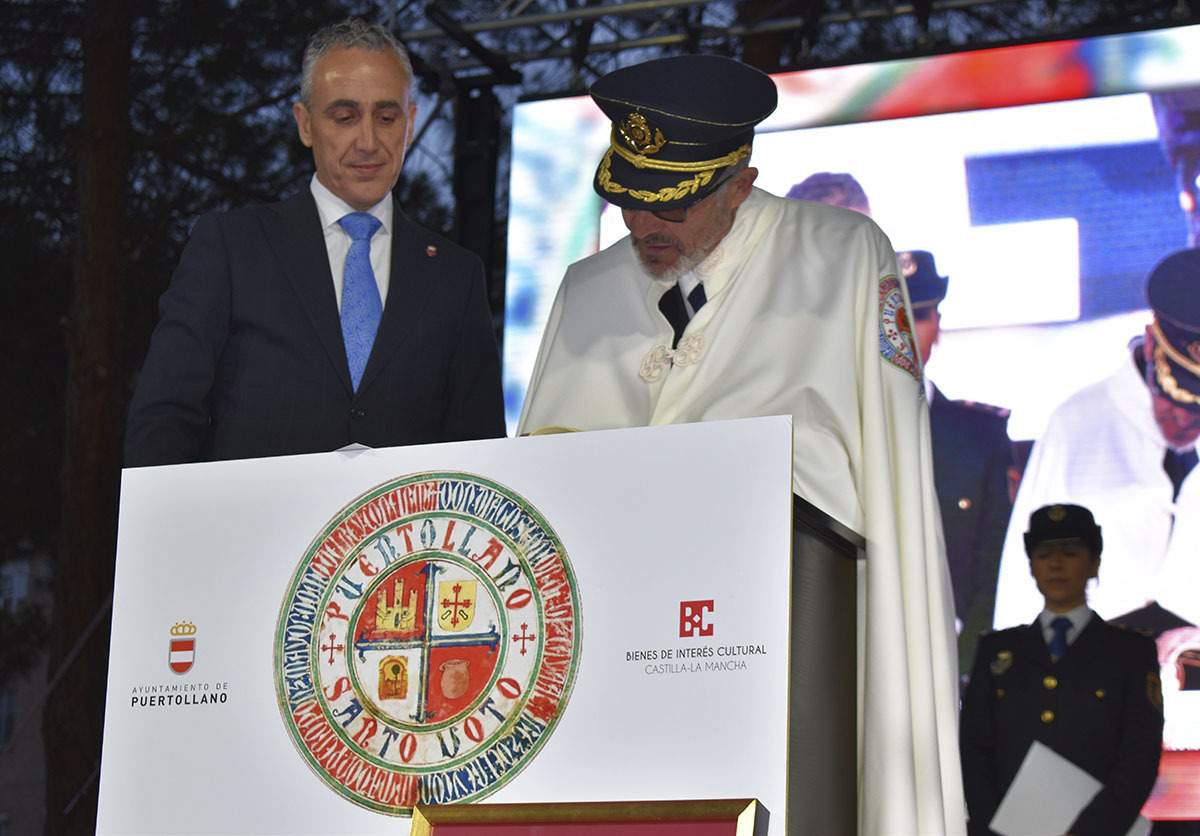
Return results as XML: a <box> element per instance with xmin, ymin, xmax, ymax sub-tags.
<box><xmin>126</xmin><ymin>19</ymin><xmax>504</xmax><ymax>467</ymax></box>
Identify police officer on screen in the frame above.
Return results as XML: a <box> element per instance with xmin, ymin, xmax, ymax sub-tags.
<box><xmin>960</xmin><ymin>503</ymin><xmax>1163</xmax><ymax>836</ymax></box>
<box><xmin>903</xmin><ymin>249</ymin><xmax>1013</xmax><ymax>676</ymax></box>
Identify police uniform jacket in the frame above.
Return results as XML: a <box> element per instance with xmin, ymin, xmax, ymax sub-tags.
<box><xmin>929</xmin><ymin>385</ymin><xmax>1012</xmax><ymax>671</ymax></box>
<box><xmin>960</xmin><ymin>616</ymin><xmax>1163</xmax><ymax>836</ymax></box>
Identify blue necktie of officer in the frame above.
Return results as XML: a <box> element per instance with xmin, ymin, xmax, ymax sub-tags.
<box><xmin>1049</xmin><ymin>616</ymin><xmax>1071</xmax><ymax>661</ymax></box>
<box><xmin>338</xmin><ymin>212</ymin><xmax>383</xmax><ymax>392</ymax></box>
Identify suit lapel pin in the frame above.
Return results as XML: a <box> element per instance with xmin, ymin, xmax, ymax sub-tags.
<box><xmin>426</xmin><ymin>245</ymin><xmax>438</xmax><ymax>257</ymax></box>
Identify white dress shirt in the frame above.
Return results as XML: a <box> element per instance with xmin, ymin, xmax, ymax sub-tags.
<box><xmin>309</xmin><ymin>175</ymin><xmax>394</xmax><ymax>310</ymax></box>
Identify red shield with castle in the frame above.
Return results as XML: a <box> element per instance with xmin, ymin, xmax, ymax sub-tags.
<box><xmin>168</xmin><ymin>621</ymin><xmax>196</xmax><ymax>674</ymax></box>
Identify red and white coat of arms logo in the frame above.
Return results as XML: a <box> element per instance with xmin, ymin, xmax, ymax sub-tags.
<box><xmin>168</xmin><ymin>621</ymin><xmax>196</xmax><ymax>675</ymax></box>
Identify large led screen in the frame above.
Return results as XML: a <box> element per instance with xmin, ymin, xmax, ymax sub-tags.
<box><xmin>504</xmin><ymin>25</ymin><xmax>1200</xmax><ymax>821</ymax></box>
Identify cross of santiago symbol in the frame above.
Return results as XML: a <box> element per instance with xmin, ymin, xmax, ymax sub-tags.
<box><xmin>440</xmin><ymin>582</ymin><xmax>473</xmax><ymax>628</ymax></box>
<box><xmin>321</xmin><ymin>633</ymin><xmax>345</xmax><ymax>665</ymax></box>
<box><xmin>512</xmin><ymin>623</ymin><xmax>536</xmax><ymax>656</ymax></box>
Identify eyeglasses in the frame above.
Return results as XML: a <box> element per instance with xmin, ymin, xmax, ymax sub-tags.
<box><xmin>649</xmin><ymin>169</ymin><xmax>737</xmax><ymax>223</ymax></box>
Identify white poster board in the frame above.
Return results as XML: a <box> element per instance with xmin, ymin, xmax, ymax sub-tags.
<box><xmin>98</xmin><ymin>416</ymin><xmax>794</xmax><ymax>835</ymax></box>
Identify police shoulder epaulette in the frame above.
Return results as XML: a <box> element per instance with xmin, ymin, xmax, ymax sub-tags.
<box><xmin>957</xmin><ymin>399</ymin><xmax>1011</xmax><ymax>419</ymax></box>
<box><xmin>1108</xmin><ymin>620</ymin><xmax>1156</xmax><ymax>638</ymax></box>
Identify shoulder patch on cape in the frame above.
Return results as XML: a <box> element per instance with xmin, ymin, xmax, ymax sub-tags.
<box><xmin>877</xmin><ymin>274</ymin><xmax>921</xmax><ymax>381</ymax></box>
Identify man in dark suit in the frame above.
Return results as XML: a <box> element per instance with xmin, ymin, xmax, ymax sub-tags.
<box><xmin>125</xmin><ymin>19</ymin><xmax>505</xmax><ymax>467</ymax></box>
<box><xmin>902</xmin><ymin>249</ymin><xmax>1013</xmax><ymax>674</ymax></box>
<box><xmin>960</xmin><ymin>503</ymin><xmax>1163</xmax><ymax>836</ymax></box>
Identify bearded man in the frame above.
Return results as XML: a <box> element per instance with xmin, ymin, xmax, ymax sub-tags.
<box><xmin>517</xmin><ymin>54</ymin><xmax>963</xmax><ymax>835</ymax></box>
<box><xmin>992</xmin><ymin>248</ymin><xmax>1200</xmax><ymax>631</ymax></box>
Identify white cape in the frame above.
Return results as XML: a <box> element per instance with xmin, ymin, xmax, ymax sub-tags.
<box><xmin>993</xmin><ymin>354</ymin><xmax>1200</xmax><ymax>628</ymax></box>
<box><xmin>519</xmin><ymin>188</ymin><xmax>964</xmax><ymax>835</ymax></box>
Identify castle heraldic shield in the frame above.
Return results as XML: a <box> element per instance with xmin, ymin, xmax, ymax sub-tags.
<box><xmin>274</xmin><ymin>472</ymin><xmax>581</xmax><ymax>815</ymax></box>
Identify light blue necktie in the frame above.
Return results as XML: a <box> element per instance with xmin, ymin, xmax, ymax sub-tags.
<box><xmin>1049</xmin><ymin>616</ymin><xmax>1071</xmax><ymax>661</ymax></box>
<box><xmin>338</xmin><ymin>212</ymin><xmax>383</xmax><ymax>392</ymax></box>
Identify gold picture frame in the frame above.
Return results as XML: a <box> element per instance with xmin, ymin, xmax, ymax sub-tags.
<box><xmin>409</xmin><ymin>798</ymin><xmax>767</xmax><ymax>836</ymax></box>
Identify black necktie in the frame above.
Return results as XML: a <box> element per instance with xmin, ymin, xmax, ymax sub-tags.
<box><xmin>658</xmin><ymin>284</ymin><xmax>689</xmax><ymax>349</ymax></box>
<box><xmin>1164</xmin><ymin>448</ymin><xmax>1198</xmax><ymax>501</ymax></box>
<box><xmin>657</xmin><ymin>283</ymin><xmax>706</xmax><ymax>350</ymax></box>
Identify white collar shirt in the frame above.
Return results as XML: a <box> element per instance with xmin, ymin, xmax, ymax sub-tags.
<box><xmin>309</xmin><ymin>174</ymin><xmax>394</xmax><ymax>310</ymax></box>
<box><xmin>1038</xmin><ymin>604</ymin><xmax>1093</xmax><ymax>647</ymax></box>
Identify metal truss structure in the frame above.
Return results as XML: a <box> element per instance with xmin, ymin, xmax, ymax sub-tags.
<box><xmin>399</xmin><ymin>0</ymin><xmax>1196</xmax><ymax>97</ymax></box>
<box><xmin>391</xmin><ymin>0</ymin><xmax>1198</xmax><ymax>311</ymax></box>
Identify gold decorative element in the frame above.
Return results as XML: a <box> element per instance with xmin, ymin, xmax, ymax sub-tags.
<box><xmin>1152</xmin><ymin>328</ymin><xmax>1200</xmax><ymax>406</ymax></box>
<box><xmin>1040</xmin><ymin>710</ymin><xmax>1055</xmax><ymax>724</ymax></box>
<box><xmin>597</xmin><ymin>150</ymin><xmax>714</xmax><ymax>205</ymax></box>
<box><xmin>1148</xmin><ymin>672</ymin><xmax>1163</xmax><ymax>713</ymax></box>
<box><xmin>1048</xmin><ymin>505</ymin><xmax>1066</xmax><ymax>521</ymax></box>
<box><xmin>990</xmin><ymin>650</ymin><xmax>1013</xmax><ymax>676</ymax></box>
<box><xmin>1043</xmin><ymin>675</ymin><xmax>1058</xmax><ymax>690</ymax></box>
<box><xmin>170</xmin><ymin>621</ymin><xmax>197</xmax><ymax>636</ymax></box>
<box><xmin>410</xmin><ymin>797</ymin><xmax>768</xmax><ymax>836</ymax></box>
<box><xmin>527</xmin><ymin>425</ymin><xmax>581</xmax><ymax>435</ymax></box>
<box><xmin>899</xmin><ymin>252</ymin><xmax>918</xmax><ymax>278</ymax></box>
<box><xmin>592</xmin><ymin>92</ymin><xmax>770</xmax><ymax>127</ymax></box>
<box><xmin>376</xmin><ymin>578</ymin><xmax>418</xmax><ymax>633</ymax></box>
<box><xmin>617</xmin><ymin>113</ymin><xmax>666</xmax><ymax>154</ymax></box>
<box><xmin>1153</xmin><ymin>319</ymin><xmax>1200</xmax><ymax>374</ymax></box>
<box><xmin>607</xmin><ymin>131</ymin><xmax>751</xmax><ymax>173</ymax></box>
<box><xmin>1095</xmin><ymin>689</ymin><xmax>1107</xmax><ymax>698</ymax></box>
<box><xmin>437</xmin><ymin>580</ymin><xmax>476</xmax><ymax>633</ymax></box>
<box><xmin>379</xmin><ymin>656</ymin><xmax>408</xmax><ymax>700</ymax></box>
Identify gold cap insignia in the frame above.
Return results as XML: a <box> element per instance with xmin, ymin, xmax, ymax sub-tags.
<box><xmin>1048</xmin><ymin>505</ymin><xmax>1066</xmax><ymax>521</ymax></box>
<box><xmin>899</xmin><ymin>251</ymin><xmax>918</xmax><ymax>278</ymax></box>
<box><xmin>617</xmin><ymin>113</ymin><xmax>666</xmax><ymax>155</ymax></box>
<box><xmin>990</xmin><ymin>650</ymin><xmax>1013</xmax><ymax>676</ymax></box>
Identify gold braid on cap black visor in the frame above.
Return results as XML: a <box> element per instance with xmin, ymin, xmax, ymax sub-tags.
<box><xmin>1151</xmin><ymin>318</ymin><xmax>1200</xmax><ymax>405</ymax></box>
<box><xmin>596</xmin><ymin>139</ymin><xmax>750</xmax><ymax>205</ymax></box>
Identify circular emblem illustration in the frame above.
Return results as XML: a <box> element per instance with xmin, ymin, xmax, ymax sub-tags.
<box><xmin>878</xmin><ymin>275</ymin><xmax>921</xmax><ymax>380</ymax></box>
<box><xmin>274</xmin><ymin>472</ymin><xmax>581</xmax><ymax>815</ymax></box>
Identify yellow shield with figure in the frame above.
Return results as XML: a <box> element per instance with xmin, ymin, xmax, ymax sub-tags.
<box><xmin>437</xmin><ymin>580</ymin><xmax>476</xmax><ymax>632</ymax></box>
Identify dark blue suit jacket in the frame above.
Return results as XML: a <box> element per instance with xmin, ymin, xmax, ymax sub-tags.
<box><xmin>929</xmin><ymin>386</ymin><xmax>1012</xmax><ymax>672</ymax></box>
<box><xmin>960</xmin><ymin>617</ymin><xmax>1163</xmax><ymax>836</ymax></box>
<box><xmin>125</xmin><ymin>191</ymin><xmax>505</xmax><ymax>466</ymax></box>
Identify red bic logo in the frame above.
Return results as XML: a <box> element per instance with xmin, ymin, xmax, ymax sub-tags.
<box><xmin>679</xmin><ymin>600</ymin><xmax>714</xmax><ymax>638</ymax></box>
